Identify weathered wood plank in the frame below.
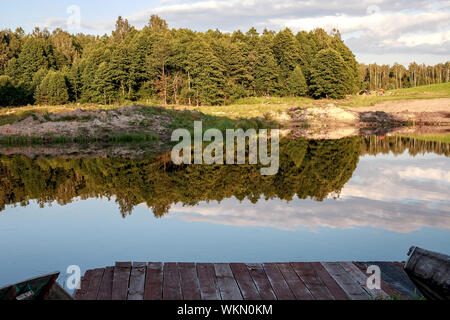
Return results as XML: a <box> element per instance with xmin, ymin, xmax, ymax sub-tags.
<box><xmin>163</xmin><ymin>263</ymin><xmax>182</xmax><ymax>300</ymax></box>
<box><xmin>353</xmin><ymin>262</ymin><xmax>404</xmax><ymax>299</ymax></box>
<box><xmin>340</xmin><ymin>262</ymin><xmax>388</xmax><ymax>299</ymax></box>
<box><xmin>246</xmin><ymin>264</ymin><xmax>277</xmax><ymax>300</ymax></box>
<box><xmin>321</xmin><ymin>262</ymin><xmax>370</xmax><ymax>300</ymax></box>
<box><xmin>144</xmin><ymin>262</ymin><xmax>163</xmax><ymax>300</ymax></box>
<box><xmin>263</xmin><ymin>263</ymin><xmax>295</xmax><ymax>300</ymax></box>
<box><xmin>363</xmin><ymin>261</ymin><xmax>421</xmax><ymax>299</ymax></box>
<box><xmin>127</xmin><ymin>262</ymin><xmax>146</xmax><ymax>300</ymax></box>
<box><xmin>311</xmin><ymin>262</ymin><xmax>348</xmax><ymax>300</ymax></box>
<box><xmin>112</xmin><ymin>262</ymin><xmax>131</xmax><ymax>300</ymax></box>
<box><xmin>97</xmin><ymin>266</ymin><xmax>114</xmax><ymax>300</ymax></box>
<box><xmin>74</xmin><ymin>274</ymin><xmax>89</xmax><ymax>300</ymax></box>
<box><xmin>179</xmin><ymin>263</ymin><xmax>201</xmax><ymax>300</ymax></box>
<box><xmin>277</xmin><ymin>263</ymin><xmax>313</xmax><ymax>300</ymax></box>
<box><xmin>230</xmin><ymin>263</ymin><xmax>261</xmax><ymax>300</ymax></box>
<box><xmin>214</xmin><ymin>263</ymin><xmax>243</xmax><ymax>300</ymax></box>
<box><xmin>197</xmin><ymin>263</ymin><xmax>220</xmax><ymax>300</ymax></box>
<box><xmin>115</xmin><ymin>262</ymin><xmax>132</xmax><ymax>268</ymax></box>
<box><xmin>84</xmin><ymin>268</ymin><xmax>104</xmax><ymax>300</ymax></box>
<box><xmin>76</xmin><ymin>268</ymin><xmax>104</xmax><ymax>300</ymax></box>
<box><xmin>291</xmin><ymin>262</ymin><xmax>334</xmax><ymax>300</ymax></box>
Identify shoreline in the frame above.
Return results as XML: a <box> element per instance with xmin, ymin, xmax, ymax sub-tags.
<box><xmin>0</xmin><ymin>98</ymin><xmax>449</xmax><ymax>144</ymax></box>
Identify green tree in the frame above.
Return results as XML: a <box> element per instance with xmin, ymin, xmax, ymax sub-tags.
<box><xmin>272</xmin><ymin>28</ymin><xmax>303</xmax><ymax>86</ymax></box>
<box><xmin>6</xmin><ymin>37</ymin><xmax>49</xmax><ymax>85</ymax></box>
<box><xmin>253</xmin><ymin>37</ymin><xmax>279</xmax><ymax>96</ymax></box>
<box><xmin>34</xmin><ymin>70</ymin><xmax>69</xmax><ymax>105</ymax></box>
<box><xmin>309</xmin><ymin>48</ymin><xmax>353</xmax><ymax>99</ymax></box>
<box><xmin>94</xmin><ymin>62</ymin><xmax>116</xmax><ymax>104</ymax></box>
<box><xmin>187</xmin><ymin>38</ymin><xmax>226</xmax><ymax>105</ymax></box>
<box><xmin>287</xmin><ymin>65</ymin><xmax>307</xmax><ymax>96</ymax></box>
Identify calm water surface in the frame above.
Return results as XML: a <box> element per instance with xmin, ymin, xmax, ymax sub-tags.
<box><xmin>0</xmin><ymin>135</ymin><xmax>449</xmax><ymax>287</ymax></box>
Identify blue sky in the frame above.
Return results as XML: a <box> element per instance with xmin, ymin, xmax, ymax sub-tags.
<box><xmin>1</xmin><ymin>0</ymin><xmax>449</xmax><ymax>65</ymax></box>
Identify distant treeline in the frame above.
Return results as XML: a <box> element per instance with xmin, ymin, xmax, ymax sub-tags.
<box><xmin>0</xmin><ymin>15</ymin><xmax>361</xmax><ymax>107</ymax></box>
<box><xmin>360</xmin><ymin>62</ymin><xmax>450</xmax><ymax>91</ymax></box>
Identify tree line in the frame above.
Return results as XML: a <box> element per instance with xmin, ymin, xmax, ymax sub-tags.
<box><xmin>1</xmin><ymin>16</ymin><xmax>448</xmax><ymax>107</ymax></box>
<box><xmin>0</xmin><ymin>15</ymin><xmax>360</xmax><ymax>107</ymax></box>
<box><xmin>359</xmin><ymin>62</ymin><xmax>450</xmax><ymax>90</ymax></box>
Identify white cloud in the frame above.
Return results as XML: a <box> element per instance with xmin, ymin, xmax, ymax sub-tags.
<box><xmin>166</xmin><ymin>155</ymin><xmax>450</xmax><ymax>233</ymax></box>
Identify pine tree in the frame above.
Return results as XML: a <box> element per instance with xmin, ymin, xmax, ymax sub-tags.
<box><xmin>6</xmin><ymin>37</ymin><xmax>49</xmax><ymax>84</ymax></box>
<box><xmin>272</xmin><ymin>28</ymin><xmax>303</xmax><ymax>82</ymax></box>
<box><xmin>34</xmin><ymin>70</ymin><xmax>69</xmax><ymax>105</ymax></box>
<box><xmin>94</xmin><ymin>62</ymin><xmax>116</xmax><ymax>104</ymax></box>
<box><xmin>253</xmin><ymin>37</ymin><xmax>279</xmax><ymax>96</ymax></box>
<box><xmin>309</xmin><ymin>49</ymin><xmax>353</xmax><ymax>99</ymax></box>
<box><xmin>287</xmin><ymin>65</ymin><xmax>307</xmax><ymax>96</ymax></box>
<box><xmin>187</xmin><ymin>38</ymin><xmax>226</xmax><ymax>105</ymax></box>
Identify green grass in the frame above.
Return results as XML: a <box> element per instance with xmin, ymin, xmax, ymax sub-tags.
<box><xmin>342</xmin><ymin>82</ymin><xmax>450</xmax><ymax>107</ymax></box>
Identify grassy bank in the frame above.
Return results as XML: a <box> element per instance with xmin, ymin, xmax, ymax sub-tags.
<box><xmin>342</xmin><ymin>82</ymin><xmax>450</xmax><ymax>107</ymax></box>
<box><xmin>0</xmin><ymin>83</ymin><xmax>448</xmax><ymax>126</ymax></box>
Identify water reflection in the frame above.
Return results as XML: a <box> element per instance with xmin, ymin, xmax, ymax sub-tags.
<box><xmin>171</xmin><ymin>155</ymin><xmax>450</xmax><ymax>233</ymax></box>
<box><xmin>0</xmin><ymin>135</ymin><xmax>449</xmax><ymax>221</ymax></box>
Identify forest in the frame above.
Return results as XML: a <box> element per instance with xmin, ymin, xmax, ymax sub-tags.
<box><xmin>359</xmin><ymin>62</ymin><xmax>450</xmax><ymax>91</ymax></box>
<box><xmin>0</xmin><ymin>15</ymin><xmax>361</xmax><ymax>107</ymax></box>
<box><xmin>1</xmin><ymin>15</ymin><xmax>449</xmax><ymax>108</ymax></box>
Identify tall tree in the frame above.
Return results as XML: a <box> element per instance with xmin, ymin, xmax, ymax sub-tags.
<box><xmin>309</xmin><ymin>48</ymin><xmax>353</xmax><ymax>99</ymax></box>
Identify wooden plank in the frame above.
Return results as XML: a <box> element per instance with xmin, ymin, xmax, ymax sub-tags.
<box><xmin>354</xmin><ymin>262</ymin><xmax>404</xmax><ymax>299</ymax></box>
<box><xmin>321</xmin><ymin>262</ymin><xmax>370</xmax><ymax>300</ymax></box>
<box><xmin>75</xmin><ymin>270</ymin><xmax>93</xmax><ymax>300</ymax></box>
<box><xmin>340</xmin><ymin>262</ymin><xmax>388</xmax><ymax>299</ymax></box>
<box><xmin>97</xmin><ymin>266</ymin><xmax>114</xmax><ymax>300</ymax></box>
<box><xmin>144</xmin><ymin>262</ymin><xmax>163</xmax><ymax>300</ymax></box>
<box><xmin>311</xmin><ymin>262</ymin><xmax>348</xmax><ymax>300</ymax></box>
<box><xmin>214</xmin><ymin>263</ymin><xmax>243</xmax><ymax>300</ymax></box>
<box><xmin>74</xmin><ymin>275</ymin><xmax>89</xmax><ymax>300</ymax></box>
<box><xmin>163</xmin><ymin>263</ymin><xmax>182</xmax><ymax>300</ymax></box>
<box><xmin>82</xmin><ymin>268</ymin><xmax>104</xmax><ymax>300</ymax></box>
<box><xmin>277</xmin><ymin>263</ymin><xmax>313</xmax><ymax>300</ymax></box>
<box><xmin>112</xmin><ymin>262</ymin><xmax>131</xmax><ymax>300</ymax></box>
<box><xmin>363</xmin><ymin>261</ymin><xmax>421</xmax><ymax>299</ymax></box>
<box><xmin>263</xmin><ymin>263</ymin><xmax>295</xmax><ymax>300</ymax></box>
<box><xmin>116</xmin><ymin>262</ymin><xmax>132</xmax><ymax>268</ymax></box>
<box><xmin>197</xmin><ymin>263</ymin><xmax>220</xmax><ymax>300</ymax></box>
<box><xmin>291</xmin><ymin>262</ymin><xmax>334</xmax><ymax>300</ymax></box>
<box><xmin>230</xmin><ymin>263</ymin><xmax>261</xmax><ymax>300</ymax></box>
<box><xmin>179</xmin><ymin>263</ymin><xmax>201</xmax><ymax>300</ymax></box>
<box><xmin>127</xmin><ymin>262</ymin><xmax>147</xmax><ymax>300</ymax></box>
<box><xmin>246</xmin><ymin>264</ymin><xmax>277</xmax><ymax>300</ymax></box>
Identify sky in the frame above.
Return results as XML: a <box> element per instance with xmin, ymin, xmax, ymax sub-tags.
<box><xmin>1</xmin><ymin>0</ymin><xmax>449</xmax><ymax>66</ymax></box>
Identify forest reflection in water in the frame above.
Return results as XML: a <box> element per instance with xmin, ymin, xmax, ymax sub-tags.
<box><xmin>0</xmin><ymin>135</ymin><xmax>449</xmax><ymax>218</ymax></box>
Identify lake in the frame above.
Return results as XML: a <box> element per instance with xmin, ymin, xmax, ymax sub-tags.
<box><xmin>0</xmin><ymin>135</ymin><xmax>449</xmax><ymax>288</ymax></box>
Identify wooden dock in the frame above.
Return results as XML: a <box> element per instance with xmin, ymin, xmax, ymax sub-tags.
<box><xmin>75</xmin><ymin>261</ymin><xmax>420</xmax><ymax>300</ymax></box>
